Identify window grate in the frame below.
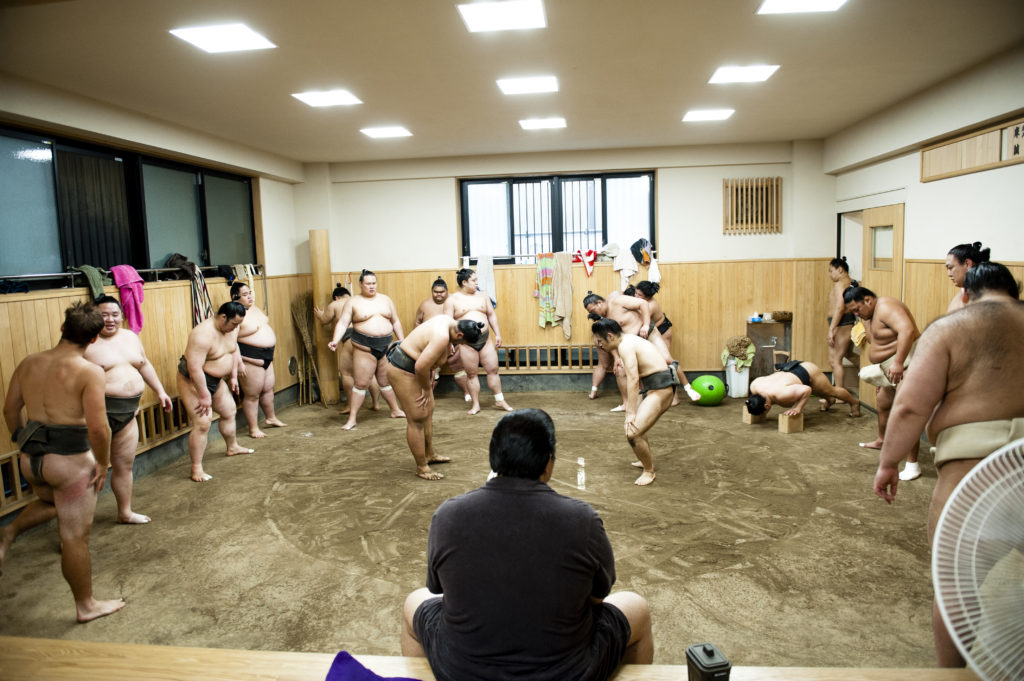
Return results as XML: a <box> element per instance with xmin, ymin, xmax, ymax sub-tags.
<box><xmin>723</xmin><ymin>177</ymin><xmax>782</xmax><ymax>235</ymax></box>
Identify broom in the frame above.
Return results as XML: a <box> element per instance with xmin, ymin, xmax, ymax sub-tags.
<box><xmin>290</xmin><ymin>292</ymin><xmax>329</xmax><ymax>408</ymax></box>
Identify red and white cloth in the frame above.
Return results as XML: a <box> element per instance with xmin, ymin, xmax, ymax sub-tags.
<box><xmin>572</xmin><ymin>249</ymin><xmax>597</xmax><ymax>276</ymax></box>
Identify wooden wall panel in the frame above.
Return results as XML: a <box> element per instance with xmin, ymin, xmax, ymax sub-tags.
<box><xmin>337</xmin><ymin>259</ymin><xmax>832</xmax><ymax>374</ymax></box>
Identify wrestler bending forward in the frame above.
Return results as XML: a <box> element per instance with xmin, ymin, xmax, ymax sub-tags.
<box><xmin>386</xmin><ymin>315</ymin><xmax>484</xmax><ymax>480</ymax></box>
<box><xmin>2</xmin><ymin>302</ymin><xmax>125</xmax><ymax>622</ymax></box>
<box><xmin>745</xmin><ymin>359</ymin><xmax>860</xmax><ymax>417</ymax></box>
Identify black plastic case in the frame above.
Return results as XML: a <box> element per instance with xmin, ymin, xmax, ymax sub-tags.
<box><xmin>685</xmin><ymin>642</ymin><xmax>731</xmax><ymax>681</ymax></box>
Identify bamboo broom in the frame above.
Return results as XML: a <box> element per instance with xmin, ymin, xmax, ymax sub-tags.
<box><xmin>290</xmin><ymin>292</ymin><xmax>328</xmax><ymax>408</ymax></box>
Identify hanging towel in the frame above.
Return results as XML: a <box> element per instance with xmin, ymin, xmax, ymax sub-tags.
<box><xmin>187</xmin><ymin>263</ymin><xmax>214</xmax><ymax>326</ymax></box>
<box><xmin>534</xmin><ymin>253</ymin><xmax>557</xmax><ymax>327</ymax></box>
<box><xmin>232</xmin><ymin>264</ymin><xmax>256</xmax><ymax>293</ymax></box>
<box><xmin>572</xmin><ymin>249</ymin><xmax>597</xmax><ymax>276</ymax></box>
<box><xmin>552</xmin><ymin>252</ymin><xmax>574</xmax><ymax>339</ymax></box>
<box><xmin>110</xmin><ymin>265</ymin><xmax>145</xmax><ymax>334</ymax></box>
<box><xmin>649</xmin><ymin>254</ymin><xmax>661</xmax><ymax>284</ymax></box>
<box><xmin>71</xmin><ymin>265</ymin><xmax>110</xmax><ymax>301</ymax></box>
<box><xmin>611</xmin><ymin>245</ymin><xmax>637</xmax><ymax>291</ymax></box>
<box><xmin>476</xmin><ymin>255</ymin><xmax>497</xmax><ymax>308</ymax></box>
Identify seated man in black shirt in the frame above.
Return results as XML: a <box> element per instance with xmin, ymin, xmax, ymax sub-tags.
<box><xmin>401</xmin><ymin>408</ymin><xmax>654</xmax><ymax>681</ymax></box>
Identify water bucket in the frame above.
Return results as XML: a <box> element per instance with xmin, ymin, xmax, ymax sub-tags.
<box><xmin>725</xmin><ymin>357</ymin><xmax>749</xmax><ymax>398</ymax></box>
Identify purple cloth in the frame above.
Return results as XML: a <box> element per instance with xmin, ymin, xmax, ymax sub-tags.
<box><xmin>110</xmin><ymin>264</ymin><xmax>145</xmax><ymax>334</ymax></box>
<box><xmin>324</xmin><ymin>651</ymin><xmax>423</xmax><ymax>681</ymax></box>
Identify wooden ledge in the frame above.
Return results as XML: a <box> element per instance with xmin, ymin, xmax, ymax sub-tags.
<box><xmin>0</xmin><ymin>636</ymin><xmax>980</xmax><ymax>681</ymax></box>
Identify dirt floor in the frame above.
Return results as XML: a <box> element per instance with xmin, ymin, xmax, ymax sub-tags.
<box><xmin>0</xmin><ymin>390</ymin><xmax>939</xmax><ymax>667</ymax></box>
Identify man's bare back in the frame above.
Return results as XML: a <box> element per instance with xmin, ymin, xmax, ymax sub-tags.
<box><xmin>925</xmin><ymin>300</ymin><xmax>1024</xmax><ymax>439</ymax></box>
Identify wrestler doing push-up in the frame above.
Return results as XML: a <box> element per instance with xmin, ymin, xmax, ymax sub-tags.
<box><xmin>745</xmin><ymin>359</ymin><xmax>860</xmax><ymax>417</ymax></box>
<box><xmin>2</xmin><ymin>302</ymin><xmax>125</xmax><ymax>621</ymax></box>
<box><xmin>385</xmin><ymin>315</ymin><xmax>485</xmax><ymax>480</ymax></box>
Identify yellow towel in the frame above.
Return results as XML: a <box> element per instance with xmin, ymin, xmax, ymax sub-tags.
<box><xmin>851</xmin><ymin>320</ymin><xmax>867</xmax><ymax>347</ymax></box>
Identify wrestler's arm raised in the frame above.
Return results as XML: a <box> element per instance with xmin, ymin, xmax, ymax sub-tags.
<box><xmin>81</xmin><ymin>363</ymin><xmax>112</xmax><ymax>493</ymax></box>
<box><xmin>873</xmin><ymin>328</ymin><xmax>949</xmax><ymax>503</ymax></box>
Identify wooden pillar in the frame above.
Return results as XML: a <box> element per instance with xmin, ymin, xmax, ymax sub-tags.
<box><xmin>309</xmin><ymin>229</ymin><xmax>340</xmax><ymax>404</ymax></box>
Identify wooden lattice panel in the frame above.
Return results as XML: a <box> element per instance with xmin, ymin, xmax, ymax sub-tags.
<box><xmin>723</xmin><ymin>177</ymin><xmax>782</xmax><ymax>235</ymax></box>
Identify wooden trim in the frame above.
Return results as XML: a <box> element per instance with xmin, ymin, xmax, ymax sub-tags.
<box><xmin>921</xmin><ymin>113</ymin><xmax>1024</xmax><ymax>182</ymax></box>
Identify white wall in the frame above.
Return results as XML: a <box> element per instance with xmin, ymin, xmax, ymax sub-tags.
<box><xmin>330</xmin><ymin>178</ymin><xmax>458</xmax><ymax>271</ymax></box>
<box><xmin>257</xmin><ymin>178</ymin><xmax>303</xmax><ymax>275</ymax></box>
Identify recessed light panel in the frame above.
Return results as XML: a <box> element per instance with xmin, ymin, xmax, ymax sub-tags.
<box><xmin>709</xmin><ymin>65</ymin><xmax>779</xmax><ymax>84</ymax></box>
<box><xmin>519</xmin><ymin>117</ymin><xmax>566</xmax><ymax>130</ymax></box>
<box><xmin>757</xmin><ymin>0</ymin><xmax>847</xmax><ymax>14</ymax></box>
<box><xmin>458</xmin><ymin>0</ymin><xmax>546</xmax><ymax>32</ymax></box>
<box><xmin>292</xmin><ymin>90</ymin><xmax>362</xmax><ymax>107</ymax></box>
<box><xmin>170</xmin><ymin>23</ymin><xmax>276</xmax><ymax>53</ymax></box>
<box><xmin>683</xmin><ymin>109</ymin><xmax>735</xmax><ymax>122</ymax></box>
<box><xmin>361</xmin><ymin>126</ymin><xmax>412</xmax><ymax>139</ymax></box>
<box><xmin>497</xmin><ymin>76</ymin><xmax>558</xmax><ymax>95</ymax></box>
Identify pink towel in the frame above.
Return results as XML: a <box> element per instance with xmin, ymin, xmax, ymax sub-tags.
<box><xmin>110</xmin><ymin>265</ymin><xmax>145</xmax><ymax>334</ymax></box>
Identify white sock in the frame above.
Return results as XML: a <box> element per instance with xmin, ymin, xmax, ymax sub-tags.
<box><xmin>464</xmin><ymin>393</ymin><xmax>472</xmax><ymax>402</ymax></box>
<box><xmin>899</xmin><ymin>461</ymin><xmax>921</xmax><ymax>481</ymax></box>
<box><xmin>610</xmin><ymin>404</ymin><xmax>625</xmax><ymax>412</ymax></box>
<box><xmin>683</xmin><ymin>383</ymin><xmax>700</xmax><ymax>401</ymax></box>
<box><xmin>494</xmin><ymin>393</ymin><xmax>505</xmax><ymax>402</ymax></box>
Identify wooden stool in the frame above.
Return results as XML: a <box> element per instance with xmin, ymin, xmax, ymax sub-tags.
<box><xmin>742</xmin><ymin>407</ymin><xmax>764</xmax><ymax>424</ymax></box>
<box><xmin>778</xmin><ymin>412</ymin><xmax>804</xmax><ymax>433</ymax></box>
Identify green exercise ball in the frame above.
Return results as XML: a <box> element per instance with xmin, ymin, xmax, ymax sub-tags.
<box><xmin>692</xmin><ymin>375</ymin><xmax>726</xmax><ymax>406</ymax></box>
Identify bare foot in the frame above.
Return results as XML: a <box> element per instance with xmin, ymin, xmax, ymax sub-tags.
<box><xmin>859</xmin><ymin>439</ymin><xmax>883</xmax><ymax>450</ymax></box>
<box><xmin>494</xmin><ymin>400</ymin><xmax>514</xmax><ymax>412</ymax></box>
<box><xmin>610</xmin><ymin>404</ymin><xmax>625</xmax><ymax>412</ymax></box>
<box><xmin>265</xmin><ymin>418</ymin><xmax>287</xmax><ymax>428</ymax></box>
<box><xmin>428</xmin><ymin>455</ymin><xmax>451</xmax><ymax>464</ymax></box>
<box><xmin>226</xmin><ymin>446</ymin><xmax>254</xmax><ymax>456</ymax></box>
<box><xmin>390</xmin><ymin>410</ymin><xmax>406</xmax><ymax>419</ymax></box>
<box><xmin>819</xmin><ymin>397</ymin><xmax>835</xmax><ymax>412</ymax></box>
<box><xmin>249</xmin><ymin>429</ymin><xmax>267</xmax><ymax>439</ymax></box>
<box><xmin>630</xmin><ymin>461</ymin><xmax>644</xmax><ymax>468</ymax></box>
<box><xmin>634</xmin><ymin>471</ymin><xmax>656</xmax><ymax>486</ymax></box>
<box><xmin>342</xmin><ymin>421</ymin><xmax>357</xmax><ymax>431</ymax></box>
<box><xmin>77</xmin><ymin>597</ymin><xmax>126</xmax><ymax>623</ymax></box>
<box><xmin>0</xmin><ymin>527</ymin><xmax>14</xmax><ymax>575</ymax></box>
<box><xmin>468</xmin><ymin>405</ymin><xmax>481</xmax><ymax>415</ymax></box>
<box><xmin>117</xmin><ymin>512</ymin><xmax>151</xmax><ymax>525</ymax></box>
<box><xmin>671</xmin><ymin>393</ymin><xmax>680</xmax><ymax>407</ymax></box>
<box><xmin>588</xmin><ymin>387</ymin><xmax>599</xmax><ymax>400</ymax></box>
<box><xmin>191</xmin><ymin>469</ymin><xmax>212</xmax><ymax>482</ymax></box>
<box><xmin>850</xmin><ymin>405</ymin><xmax>861</xmax><ymax>417</ymax></box>
<box><xmin>371</xmin><ymin>397</ymin><xmax>381</xmax><ymax>411</ymax></box>
<box><xmin>416</xmin><ymin>468</ymin><xmax>444</xmax><ymax>480</ymax></box>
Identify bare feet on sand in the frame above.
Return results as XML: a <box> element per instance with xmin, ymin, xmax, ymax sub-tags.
<box><xmin>468</xmin><ymin>405</ymin><xmax>481</xmax><ymax>415</ymax></box>
<box><xmin>249</xmin><ymin>429</ymin><xmax>267</xmax><ymax>438</ymax></box>
<box><xmin>634</xmin><ymin>471</ymin><xmax>656</xmax><ymax>486</ymax></box>
<box><xmin>858</xmin><ymin>439</ymin><xmax>883</xmax><ymax>450</ymax></box>
<box><xmin>77</xmin><ymin>597</ymin><xmax>126</xmax><ymax>623</ymax></box>
<box><xmin>265</xmin><ymin>418</ymin><xmax>287</xmax><ymax>428</ymax></box>
<box><xmin>416</xmin><ymin>467</ymin><xmax>444</xmax><ymax>480</ymax></box>
<box><xmin>390</xmin><ymin>409</ymin><xmax>406</xmax><ymax>419</ymax></box>
<box><xmin>589</xmin><ymin>387</ymin><xmax>599</xmax><ymax>400</ymax></box>
<box><xmin>494</xmin><ymin>400</ymin><xmax>514</xmax><ymax>412</ymax></box>
<box><xmin>117</xmin><ymin>512</ymin><xmax>151</xmax><ymax>525</ymax></box>
<box><xmin>226</xmin><ymin>446</ymin><xmax>254</xmax><ymax>456</ymax></box>
<box><xmin>428</xmin><ymin>455</ymin><xmax>451</xmax><ymax>464</ymax></box>
<box><xmin>191</xmin><ymin>469</ymin><xmax>213</xmax><ymax>482</ymax></box>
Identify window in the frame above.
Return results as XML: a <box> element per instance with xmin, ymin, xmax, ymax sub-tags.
<box><xmin>723</xmin><ymin>176</ymin><xmax>782</xmax><ymax>235</ymax></box>
<box><xmin>0</xmin><ymin>126</ymin><xmax>256</xmax><ymax>283</ymax></box>
<box><xmin>460</xmin><ymin>172</ymin><xmax>654</xmax><ymax>263</ymax></box>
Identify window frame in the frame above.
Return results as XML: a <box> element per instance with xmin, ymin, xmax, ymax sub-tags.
<box><xmin>0</xmin><ymin>123</ymin><xmax>256</xmax><ymax>283</ymax></box>
<box><xmin>459</xmin><ymin>171</ymin><xmax>655</xmax><ymax>264</ymax></box>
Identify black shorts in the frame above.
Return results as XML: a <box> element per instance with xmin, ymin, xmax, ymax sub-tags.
<box><xmin>239</xmin><ymin>342</ymin><xmax>274</xmax><ymax>370</ymax></box>
<box><xmin>778</xmin><ymin>360</ymin><xmax>812</xmax><ymax>387</ymax></box>
<box><xmin>414</xmin><ymin>597</ymin><xmax>631</xmax><ymax>681</ymax></box>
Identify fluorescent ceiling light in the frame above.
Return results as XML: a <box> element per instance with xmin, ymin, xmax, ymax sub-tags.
<box><xmin>458</xmin><ymin>0</ymin><xmax>546</xmax><ymax>32</ymax></box>
<box><xmin>709</xmin><ymin>65</ymin><xmax>779</xmax><ymax>83</ymax></box>
<box><xmin>170</xmin><ymin>23</ymin><xmax>276</xmax><ymax>53</ymax></box>
<box><xmin>757</xmin><ymin>0</ymin><xmax>848</xmax><ymax>14</ymax></box>
<box><xmin>361</xmin><ymin>126</ymin><xmax>412</xmax><ymax>139</ymax></box>
<box><xmin>683</xmin><ymin>109</ymin><xmax>735</xmax><ymax>122</ymax></box>
<box><xmin>519</xmin><ymin>117</ymin><xmax>566</xmax><ymax>130</ymax></box>
<box><xmin>292</xmin><ymin>90</ymin><xmax>362</xmax><ymax>107</ymax></box>
<box><xmin>497</xmin><ymin>76</ymin><xmax>558</xmax><ymax>95</ymax></box>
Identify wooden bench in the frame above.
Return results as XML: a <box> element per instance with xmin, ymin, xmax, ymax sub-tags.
<box><xmin>0</xmin><ymin>636</ymin><xmax>980</xmax><ymax>681</ymax></box>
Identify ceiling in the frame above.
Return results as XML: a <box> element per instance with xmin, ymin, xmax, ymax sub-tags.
<box><xmin>1</xmin><ymin>0</ymin><xmax>1022</xmax><ymax>165</ymax></box>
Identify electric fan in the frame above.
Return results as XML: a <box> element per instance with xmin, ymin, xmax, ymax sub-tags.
<box><xmin>933</xmin><ymin>436</ymin><xmax>1024</xmax><ymax>681</ymax></box>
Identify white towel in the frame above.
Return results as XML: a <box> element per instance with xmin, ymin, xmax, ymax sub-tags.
<box><xmin>648</xmin><ymin>256</ymin><xmax>661</xmax><ymax>284</ymax></box>
<box><xmin>612</xmin><ymin>245</ymin><xmax>637</xmax><ymax>291</ymax></box>
<box><xmin>476</xmin><ymin>255</ymin><xmax>497</xmax><ymax>307</ymax></box>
